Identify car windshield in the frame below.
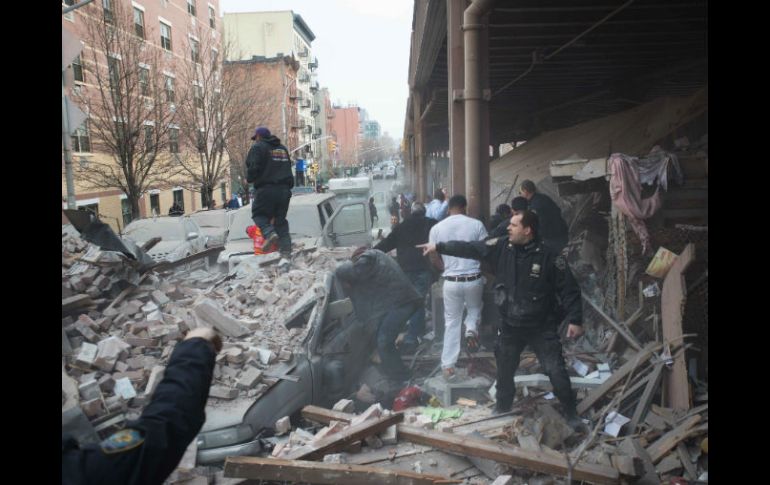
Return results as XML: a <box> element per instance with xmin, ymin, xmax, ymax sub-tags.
<box><xmin>124</xmin><ymin>219</ymin><xmax>184</xmax><ymax>242</ymax></box>
<box><xmin>191</xmin><ymin>211</ymin><xmax>228</xmax><ymax>228</ymax></box>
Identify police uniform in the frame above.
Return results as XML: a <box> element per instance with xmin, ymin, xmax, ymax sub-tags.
<box><xmin>62</xmin><ymin>338</ymin><xmax>216</xmax><ymax>485</ymax></box>
<box><xmin>435</xmin><ymin>235</ymin><xmax>582</xmax><ymax>416</ymax></box>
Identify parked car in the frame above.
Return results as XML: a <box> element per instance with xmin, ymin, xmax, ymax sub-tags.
<box><xmin>217</xmin><ymin>193</ymin><xmax>373</xmax><ymax>272</ymax></box>
<box><xmin>122</xmin><ymin>216</ymin><xmax>207</xmax><ymax>263</ymax></box>
<box><xmin>189</xmin><ymin>209</ymin><xmax>230</xmax><ymax>247</ymax></box>
<box><xmin>385</xmin><ymin>166</ymin><xmax>397</xmax><ymax>179</ymax></box>
<box><xmin>371</xmin><ymin>167</ymin><xmax>384</xmax><ymax>180</ymax></box>
<box><xmin>196</xmin><ymin>272</ymin><xmax>378</xmax><ymax>464</ymax></box>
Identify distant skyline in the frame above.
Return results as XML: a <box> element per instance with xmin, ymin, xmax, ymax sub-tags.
<box><xmin>219</xmin><ymin>0</ymin><xmax>413</xmax><ymax>141</ymax></box>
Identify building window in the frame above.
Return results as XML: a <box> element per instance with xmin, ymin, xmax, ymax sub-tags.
<box><xmin>191</xmin><ymin>39</ymin><xmax>200</xmax><ymax>64</ymax></box>
<box><xmin>187</xmin><ymin>0</ymin><xmax>196</xmax><ymax>16</ymax></box>
<box><xmin>71</xmin><ymin>121</ymin><xmax>91</xmax><ymax>153</ymax></box>
<box><xmin>169</xmin><ymin>128</ymin><xmax>179</xmax><ymax>153</ymax></box>
<box><xmin>121</xmin><ymin>199</ymin><xmax>133</xmax><ymax>228</ymax></box>
<box><xmin>150</xmin><ymin>193</ymin><xmax>160</xmax><ymax>216</ymax></box>
<box><xmin>72</xmin><ymin>54</ymin><xmax>84</xmax><ymax>82</ymax></box>
<box><xmin>102</xmin><ymin>0</ymin><xmax>114</xmax><ymax>24</ymax></box>
<box><xmin>108</xmin><ymin>57</ymin><xmax>120</xmax><ymax>91</ymax></box>
<box><xmin>173</xmin><ymin>189</ymin><xmax>184</xmax><ymax>211</ymax></box>
<box><xmin>144</xmin><ymin>125</ymin><xmax>154</xmax><ymax>151</ymax></box>
<box><xmin>80</xmin><ymin>202</ymin><xmax>99</xmax><ymax>215</ymax></box>
<box><xmin>133</xmin><ymin>7</ymin><xmax>145</xmax><ymax>39</ymax></box>
<box><xmin>194</xmin><ymin>85</ymin><xmax>204</xmax><ymax>110</ymax></box>
<box><xmin>160</xmin><ymin>22</ymin><xmax>172</xmax><ymax>51</ymax></box>
<box><xmin>138</xmin><ymin>66</ymin><xmax>150</xmax><ymax>95</ymax></box>
<box><xmin>209</xmin><ymin>6</ymin><xmax>216</xmax><ymax>28</ymax></box>
<box><xmin>164</xmin><ymin>75</ymin><xmax>175</xmax><ymax>102</ymax></box>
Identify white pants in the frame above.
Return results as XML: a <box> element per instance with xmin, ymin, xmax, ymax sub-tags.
<box><xmin>441</xmin><ymin>277</ymin><xmax>484</xmax><ymax>369</ymax></box>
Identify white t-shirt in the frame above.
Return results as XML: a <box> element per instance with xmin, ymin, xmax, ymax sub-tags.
<box><xmin>429</xmin><ymin>214</ymin><xmax>488</xmax><ymax>277</ymax></box>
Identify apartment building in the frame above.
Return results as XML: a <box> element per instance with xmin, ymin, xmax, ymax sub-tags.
<box><xmin>62</xmin><ymin>0</ymin><xmax>229</xmax><ymax>232</ymax></box>
<box><xmin>331</xmin><ymin>106</ymin><xmax>361</xmax><ymax>167</ymax></box>
<box><xmin>223</xmin><ymin>11</ymin><xmax>318</xmax><ymax>160</ymax></box>
<box><xmin>313</xmin><ymin>87</ymin><xmax>334</xmax><ymax>177</ymax></box>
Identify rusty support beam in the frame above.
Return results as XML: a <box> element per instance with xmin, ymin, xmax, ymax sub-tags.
<box><xmin>447</xmin><ymin>0</ymin><xmax>465</xmax><ymax>196</ymax></box>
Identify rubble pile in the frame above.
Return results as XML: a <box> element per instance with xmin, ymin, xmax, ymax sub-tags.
<box><xmin>62</xmin><ymin>235</ymin><xmax>352</xmax><ymax>436</ymax></box>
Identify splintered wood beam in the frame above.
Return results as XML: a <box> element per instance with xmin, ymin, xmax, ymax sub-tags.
<box><xmin>224</xmin><ymin>457</ymin><xmax>454</xmax><ymax>485</ymax></box>
<box><xmin>646</xmin><ymin>415</ymin><xmax>701</xmax><ymax>463</ymax></box>
<box><xmin>661</xmin><ymin>243</ymin><xmax>696</xmax><ymax>411</ymax></box>
<box><xmin>300</xmin><ymin>406</ymin><xmax>619</xmax><ymax>484</ymax></box>
<box><xmin>577</xmin><ymin>341</ymin><xmax>660</xmax><ymax>415</ymax></box>
<box><xmin>285</xmin><ymin>413</ymin><xmax>404</xmax><ymax>461</ymax></box>
<box><xmin>628</xmin><ymin>361</ymin><xmax>665</xmax><ymax>434</ymax></box>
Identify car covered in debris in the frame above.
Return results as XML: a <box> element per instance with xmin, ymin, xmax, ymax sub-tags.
<box><xmin>122</xmin><ymin>216</ymin><xmax>207</xmax><ymax>263</ymax></box>
<box><xmin>196</xmin><ymin>272</ymin><xmax>375</xmax><ymax>464</ymax></box>
<box><xmin>217</xmin><ymin>193</ymin><xmax>373</xmax><ymax>271</ymax></box>
<box><xmin>189</xmin><ymin>209</ymin><xmax>230</xmax><ymax>247</ymax></box>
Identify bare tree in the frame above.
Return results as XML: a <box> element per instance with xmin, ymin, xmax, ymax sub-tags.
<box><xmin>173</xmin><ymin>28</ymin><xmax>258</xmax><ymax>208</ymax></box>
<box><xmin>74</xmin><ymin>0</ymin><xmax>180</xmax><ymax>219</ymax></box>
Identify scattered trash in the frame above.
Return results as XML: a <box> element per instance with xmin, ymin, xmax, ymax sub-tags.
<box><xmin>643</xmin><ymin>282</ymin><xmax>661</xmax><ymax>297</ymax></box>
<box><xmin>645</xmin><ymin>246</ymin><xmax>679</xmax><ymax>278</ymax></box>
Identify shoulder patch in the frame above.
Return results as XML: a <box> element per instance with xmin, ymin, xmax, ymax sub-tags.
<box><xmin>100</xmin><ymin>429</ymin><xmax>145</xmax><ymax>454</ymax></box>
<box><xmin>555</xmin><ymin>255</ymin><xmax>567</xmax><ymax>270</ymax></box>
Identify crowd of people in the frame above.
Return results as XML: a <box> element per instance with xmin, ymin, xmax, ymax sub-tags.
<box><xmin>64</xmin><ymin>124</ymin><xmax>583</xmax><ymax>483</ymax></box>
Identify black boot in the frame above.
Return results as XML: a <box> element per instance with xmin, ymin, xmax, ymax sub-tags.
<box><xmin>564</xmin><ymin>408</ymin><xmax>589</xmax><ymax>432</ymax></box>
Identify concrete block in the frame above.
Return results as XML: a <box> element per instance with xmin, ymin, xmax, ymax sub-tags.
<box><xmin>257</xmin><ymin>348</ymin><xmax>274</xmax><ymax>365</ymax></box>
<box><xmin>422</xmin><ymin>375</ymin><xmax>493</xmax><ymax>407</ymax></box>
<box><xmin>237</xmin><ymin>367</ymin><xmax>262</xmax><ymax>390</ymax></box>
<box><xmin>73</xmin><ymin>322</ymin><xmax>99</xmax><ymax>343</ymax></box>
<box><xmin>114</xmin><ymin>377</ymin><xmax>137</xmax><ymax>400</ymax></box>
<box><xmin>141</xmin><ymin>301</ymin><xmax>159</xmax><ymax>313</ymax></box>
<box><xmin>323</xmin><ymin>453</ymin><xmax>346</xmax><ymax>464</ymax></box>
<box><xmin>144</xmin><ymin>365</ymin><xmax>165</xmax><ymax>397</ymax></box>
<box><xmin>209</xmin><ymin>386</ymin><xmax>238</xmax><ymax>400</ymax></box>
<box><xmin>379</xmin><ymin>425</ymin><xmax>398</xmax><ymax>445</ymax></box>
<box><xmin>76</xmin><ymin>343</ymin><xmax>99</xmax><ymax>367</ymax></box>
<box><xmin>114</xmin><ymin>361</ymin><xmax>129</xmax><ymax>373</ymax></box>
<box><xmin>124</xmin><ymin>337</ymin><xmax>159</xmax><ymax>348</ymax></box>
<box><xmin>332</xmin><ymin>399</ymin><xmax>355</xmax><ymax>413</ymax></box>
<box><xmin>147</xmin><ymin>324</ymin><xmax>178</xmax><ymax>339</ymax></box>
<box><xmin>256</xmin><ymin>289</ymin><xmax>278</xmax><ymax>305</ymax></box>
<box><xmin>224</xmin><ymin>347</ymin><xmax>246</xmax><ymax>364</ymax></box>
<box><xmin>275</xmin><ymin>416</ymin><xmax>291</xmax><ymax>436</ymax></box>
<box><xmin>151</xmin><ymin>290</ymin><xmax>170</xmax><ymax>307</ymax></box>
<box><xmin>81</xmin><ymin>398</ymin><xmax>104</xmax><ymax>418</ymax></box>
<box><xmin>78</xmin><ymin>380</ymin><xmax>102</xmax><ymax>401</ymax></box>
<box><xmin>94</xmin><ymin>336</ymin><xmax>130</xmax><ymax>372</ymax></box>
<box><xmin>193</xmin><ymin>298</ymin><xmax>250</xmax><ymax>338</ymax></box>
<box><xmin>490</xmin><ymin>476</ymin><xmax>514</xmax><ymax>485</ymax></box>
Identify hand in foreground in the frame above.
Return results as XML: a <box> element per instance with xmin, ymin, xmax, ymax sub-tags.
<box><xmin>416</xmin><ymin>243</ymin><xmax>436</xmax><ymax>256</ymax></box>
<box><xmin>566</xmin><ymin>324</ymin><xmax>584</xmax><ymax>339</ymax></box>
<box><xmin>185</xmin><ymin>327</ymin><xmax>223</xmax><ymax>353</ymax></box>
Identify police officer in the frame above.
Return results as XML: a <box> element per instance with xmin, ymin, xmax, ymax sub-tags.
<box><xmin>418</xmin><ymin>210</ymin><xmax>585</xmax><ymax>429</ymax></box>
<box><xmin>519</xmin><ymin>180</ymin><xmax>569</xmax><ymax>253</ymax></box>
<box><xmin>246</xmin><ymin>127</ymin><xmax>294</xmax><ymax>257</ymax></box>
<box><xmin>62</xmin><ymin>328</ymin><xmax>222</xmax><ymax>485</ymax></box>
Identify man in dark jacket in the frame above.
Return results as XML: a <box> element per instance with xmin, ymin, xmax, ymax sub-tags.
<box><xmin>62</xmin><ymin>327</ymin><xmax>222</xmax><ymax>485</ymax></box>
<box><xmin>418</xmin><ymin>210</ymin><xmax>585</xmax><ymax>429</ymax></box>
<box><xmin>335</xmin><ymin>248</ymin><xmax>422</xmax><ymax>381</ymax></box>
<box><xmin>488</xmin><ymin>196</ymin><xmax>528</xmax><ymax>239</ymax></box>
<box><xmin>374</xmin><ymin>202</ymin><xmax>437</xmax><ymax>350</ymax></box>
<box><xmin>246</xmin><ymin>127</ymin><xmax>294</xmax><ymax>257</ymax></box>
<box><xmin>520</xmin><ymin>180</ymin><xmax>569</xmax><ymax>253</ymax></box>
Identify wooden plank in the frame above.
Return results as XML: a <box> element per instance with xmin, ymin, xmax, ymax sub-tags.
<box><xmin>618</xmin><ymin>437</ymin><xmax>661</xmax><ymax>485</ymax></box>
<box><xmin>676</xmin><ymin>443</ymin><xmax>698</xmax><ymax>480</ymax></box>
<box><xmin>583</xmin><ymin>295</ymin><xmax>644</xmax><ymax>352</ymax></box>
<box><xmin>397</xmin><ymin>425</ymin><xmax>619</xmax><ymax>484</ymax></box>
<box><xmin>607</xmin><ymin>307</ymin><xmax>644</xmax><ymax>353</ymax></box>
<box><xmin>646</xmin><ymin>415</ymin><xmax>701</xmax><ymax>463</ymax></box>
<box><xmin>224</xmin><ymin>457</ymin><xmax>453</xmax><ymax>485</ymax></box>
<box><xmin>301</xmin><ymin>406</ymin><xmax>619</xmax><ymax>484</ymax></box>
<box><xmin>285</xmin><ymin>413</ymin><xmax>404</xmax><ymax>461</ymax></box>
<box><xmin>661</xmin><ymin>243</ymin><xmax>696</xmax><ymax>411</ymax></box>
<box><xmin>577</xmin><ymin>342</ymin><xmax>659</xmax><ymax>415</ymax></box>
<box><xmin>628</xmin><ymin>362</ymin><xmax>665</xmax><ymax>434</ymax></box>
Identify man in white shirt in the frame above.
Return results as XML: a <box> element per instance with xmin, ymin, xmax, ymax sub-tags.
<box><xmin>428</xmin><ymin>195</ymin><xmax>488</xmax><ymax>380</ymax></box>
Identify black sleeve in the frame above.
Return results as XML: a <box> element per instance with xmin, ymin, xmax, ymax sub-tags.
<box><xmin>487</xmin><ymin>220</ymin><xmax>509</xmax><ymax>239</ymax></box>
<box><xmin>62</xmin><ymin>338</ymin><xmax>216</xmax><ymax>485</ymax></box>
<box><xmin>438</xmin><ymin>240</ymin><xmax>496</xmax><ymax>264</ymax></box>
<box><xmin>554</xmin><ymin>254</ymin><xmax>582</xmax><ymax>325</ymax></box>
<box><xmin>373</xmin><ymin>226</ymin><xmax>398</xmax><ymax>253</ymax></box>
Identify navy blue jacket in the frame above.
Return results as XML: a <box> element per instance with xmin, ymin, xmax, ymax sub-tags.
<box><xmin>62</xmin><ymin>338</ymin><xmax>216</xmax><ymax>485</ymax></box>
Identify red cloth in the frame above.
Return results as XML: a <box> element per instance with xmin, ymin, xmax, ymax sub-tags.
<box><xmin>392</xmin><ymin>386</ymin><xmax>424</xmax><ymax>411</ymax></box>
<box><xmin>246</xmin><ymin>225</ymin><xmax>277</xmax><ymax>254</ymax></box>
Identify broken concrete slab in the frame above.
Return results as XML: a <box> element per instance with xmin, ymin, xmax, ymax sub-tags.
<box><xmin>209</xmin><ymin>386</ymin><xmax>238</xmax><ymax>400</ymax></box>
<box><xmin>193</xmin><ymin>298</ymin><xmax>251</xmax><ymax>338</ymax></box>
<box><xmin>114</xmin><ymin>377</ymin><xmax>137</xmax><ymax>400</ymax></box>
<box><xmin>94</xmin><ymin>336</ymin><xmax>130</xmax><ymax>372</ymax></box>
<box><xmin>236</xmin><ymin>367</ymin><xmax>263</xmax><ymax>390</ymax></box>
<box><xmin>150</xmin><ymin>290</ymin><xmax>170</xmax><ymax>307</ymax></box>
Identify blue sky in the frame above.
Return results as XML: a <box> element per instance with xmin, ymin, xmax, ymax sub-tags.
<box><xmin>219</xmin><ymin>0</ymin><xmax>413</xmax><ymax>141</ymax></box>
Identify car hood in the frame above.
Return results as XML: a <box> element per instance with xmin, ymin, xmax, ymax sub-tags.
<box><xmin>146</xmin><ymin>241</ymin><xmax>186</xmax><ymax>261</ymax></box>
<box><xmin>201</xmin><ymin>397</ymin><xmax>257</xmax><ymax>433</ymax></box>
